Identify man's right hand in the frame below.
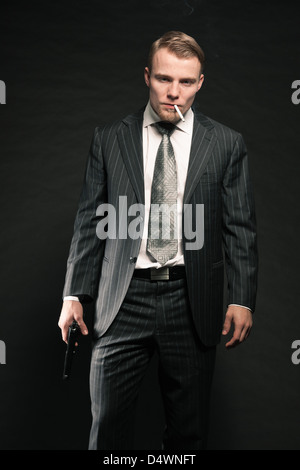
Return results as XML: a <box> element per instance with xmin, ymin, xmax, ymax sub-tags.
<box><xmin>58</xmin><ymin>300</ymin><xmax>88</xmax><ymax>343</ymax></box>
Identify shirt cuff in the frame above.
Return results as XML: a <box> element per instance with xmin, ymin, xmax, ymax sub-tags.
<box><xmin>228</xmin><ymin>303</ymin><xmax>252</xmax><ymax>312</ymax></box>
<box><xmin>64</xmin><ymin>296</ymin><xmax>80</xmax><ymax>302</ymax></box>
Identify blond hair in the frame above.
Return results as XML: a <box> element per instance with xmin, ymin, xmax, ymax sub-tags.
<box><xmin>148</xmin><ymin>31</ymin><xmax>205</xmax><ymax>73</ymax></box>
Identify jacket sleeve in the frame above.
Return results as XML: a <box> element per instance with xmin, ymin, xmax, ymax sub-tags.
<box><xmin>221</xmin><ymin>133</ymin><xmax>258</xmax><ymax>312</ymax></box>
<box><xmin>62</xmin><ymin>127</ymin><xmax>107</xmax><ymax>302</ymax></box>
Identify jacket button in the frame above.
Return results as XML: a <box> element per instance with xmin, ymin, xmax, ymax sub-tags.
<box><xmin>130</xmin><ymin>256</ymin><xmax>137</xmax><ymax>264</ymax></box>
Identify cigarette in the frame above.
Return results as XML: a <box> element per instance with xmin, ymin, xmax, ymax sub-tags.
<box><xmin>174</xmin><ymin>105</ymin><xmax>185</xmax><ymax>121</ymax></box>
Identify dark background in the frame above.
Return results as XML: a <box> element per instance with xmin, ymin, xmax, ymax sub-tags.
<box><xmin>0</xmin><ymin>0</ymin><xmax>299</xmax><ymax>450</ymax></box>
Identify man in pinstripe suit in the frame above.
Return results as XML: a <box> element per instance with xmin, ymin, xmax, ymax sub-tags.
<box><xmin>58</xmin><ymin>31</ymin><xmax>258</xmax><ymax>450</ymax></box>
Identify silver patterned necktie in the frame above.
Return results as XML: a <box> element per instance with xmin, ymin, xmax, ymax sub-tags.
<box><xmin>147</xmin><ymin>121</ymin><xmax>178</xmax><ymax>265</ymax></box>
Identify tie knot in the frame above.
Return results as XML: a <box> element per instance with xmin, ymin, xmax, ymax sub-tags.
<box><xmin>155</xmin><ymin>121</ymin><xmax>176</xmax><ymax>137</ymax></box>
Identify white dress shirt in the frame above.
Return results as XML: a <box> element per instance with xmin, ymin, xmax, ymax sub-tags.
<box><xmin>136</xmin><ymin>101</ymin><xmax>193</xmax><ymax>269</ymax></box>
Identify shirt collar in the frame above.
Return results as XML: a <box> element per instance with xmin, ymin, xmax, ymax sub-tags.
<box><xmin>143</xmin><ymin>101</ymin><xmax>194</xmax><ymax>135</ymax></box>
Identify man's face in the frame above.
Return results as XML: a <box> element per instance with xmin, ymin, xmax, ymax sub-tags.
<box><xmin>144</xmin><ymin>47</ymin><xmax>204</xmax><ymax>124</ymax></box>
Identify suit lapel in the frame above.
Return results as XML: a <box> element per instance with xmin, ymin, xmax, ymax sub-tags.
<box><xmin>117</xmin><ymin>109</ymin><xmax>145</xmax><ymax>204</ymax></box>
<box><xmin>183</xmin><ymin>110</ymin><xmax>217</xmax><ymax>204</ymax></box>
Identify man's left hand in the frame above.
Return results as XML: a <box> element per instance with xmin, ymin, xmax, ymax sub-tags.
<box><xmin>222</xmin><ymin>305</ymin><xmax>253</xmax><ymax>349</ymax></box>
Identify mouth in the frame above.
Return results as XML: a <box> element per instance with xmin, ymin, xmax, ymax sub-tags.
<box><xmin>159</xmin><ymin>104</ymin><xmax>185</xmax><ymax>121</ymax></box>
<box><xmin>162</xmin><ymin>103</ymin><xmax>180</xmax><ymax>109</ymax></box>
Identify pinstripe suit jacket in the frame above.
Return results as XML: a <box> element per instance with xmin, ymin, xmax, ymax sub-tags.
<box><xmin>63</xmin><ymin>106</ymin><xmax>258</xmax><ymax>346</ymax></box>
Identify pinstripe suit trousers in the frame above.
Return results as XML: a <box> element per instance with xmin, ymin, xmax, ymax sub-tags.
<box><xmin>88</xmin><ymin>275</ymin><xmax>216</xmax><ymax>450</ymax></box>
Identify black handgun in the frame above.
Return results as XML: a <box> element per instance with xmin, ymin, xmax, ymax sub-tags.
<box><xmin>63</xmin><ymin>320</ymin><xmax>81</xmax><ymax>380</ymax></box>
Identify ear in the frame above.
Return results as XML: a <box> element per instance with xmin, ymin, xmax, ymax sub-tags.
<box><xmin>197</xmin><ymin>74</ymin><xmax>204</xmax><ymax>92</ymax></box>
<box><xmin>144</xmin><ymin>67</ymin><xmax>150</xmax><ymax>87</ymax></box>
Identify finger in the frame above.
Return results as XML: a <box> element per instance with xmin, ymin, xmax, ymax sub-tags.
<box><xmin>222</xmin><ymin>313</ymin><xmax>233</xmax><ymax>335</ymax></box>
<box><xmin>59</xmin><ymin>318</ymin><xmax>74</xmax><ymax>343</ymax></box>
<box><xmin>225</xmin><ymin>336</ymin><xmax>239</xmax><ymax>348</ymax></box>
<box><xmin>226</xmin><ymin>323</ymin><xmax>252</xmax><ymax>348</ymax></box>
<box><xmin>239</xmin><ymin>323</ymin><xmax>252</xmax><ymax>343</ymax></box>
<box><xmin>225</xmin><ymin>321</ymin><xmax>243</xmax><ymax>348</ymax></box>
<box><xmin>74</xmin><ymin>318</ymin><xmax>89</xmax><ymax>336</ymax></box>
<box><xmin>62</xmin><ymin>324</ymin><xmax>70</xmax><ymax>343</ymax></box>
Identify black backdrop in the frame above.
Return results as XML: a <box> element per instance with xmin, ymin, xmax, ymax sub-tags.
<box><xmin>1</xmin><ymin>0</ymin><xmax>300</xmax><ymax>451</ymax></box>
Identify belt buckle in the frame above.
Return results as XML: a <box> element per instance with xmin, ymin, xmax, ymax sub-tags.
<box><xmin>150</xmin><ymin>267</ymin><xmax>169</xmax><ymax>280</ymax></box>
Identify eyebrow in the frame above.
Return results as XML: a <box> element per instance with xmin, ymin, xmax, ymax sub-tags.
<box><xmin>154</xmin><ymin>73</ymin><xmax>197</xmax><ymax>83</ymax></box>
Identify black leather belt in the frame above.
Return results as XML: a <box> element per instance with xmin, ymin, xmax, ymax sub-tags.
<box><xmin>133</xmin><ymin>266</ymin><xmax>186</xmax><ymax>281</ymax></box>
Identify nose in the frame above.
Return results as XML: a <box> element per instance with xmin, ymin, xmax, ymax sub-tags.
<box><xmin>167</xmin><ymin>81</ymin><xmax>180</xmax><ymax>100</ymax></box>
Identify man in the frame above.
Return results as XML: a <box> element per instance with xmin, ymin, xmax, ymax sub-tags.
<box><xmin>58</xmin><ymin>31</ymin><xmax>258</xmax><ymax>450</ymax></box>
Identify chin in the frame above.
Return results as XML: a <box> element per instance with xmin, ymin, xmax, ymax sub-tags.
<box><xmin>158</xmin><ymin>108</ymin><xmax>179</xmax><ymax>124</ymax></box>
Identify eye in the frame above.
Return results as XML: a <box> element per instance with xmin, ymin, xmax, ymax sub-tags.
<box><xmin>181</xmin><ymin>80</ymin><xmax>192</xmax><ymax>86</ymax></box>
<box><xmin>155</xmin><ymin>75</ymin><xmax>171</xmax><ymax>83</ymax></box>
